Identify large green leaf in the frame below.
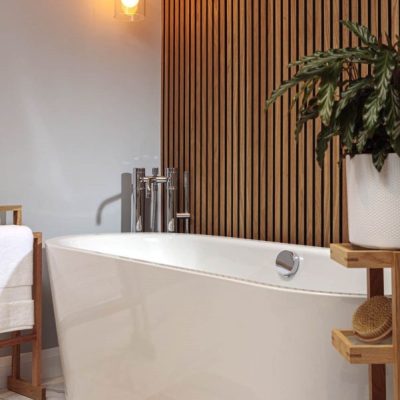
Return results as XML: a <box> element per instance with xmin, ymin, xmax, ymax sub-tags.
<box><xmin>318</xmin><ymin>62</ymin><xmax>341</xmax><ymax>126</ymax></box>
<box><xmin>341</xmin><ymin>20</ymin><xmax>378</xmax><ymax>46</ymax></box>
<box><xmin>290</xmin><ymin>80</ymin><xmax>314</xmax><ymax>110</ymax></box>
<box><xmin>265</xmin><ymin>65</ymin><xmax>329</xmax><ymax>109</ymax></box>
<box><xmin>294</xmin><ymin>104</ymin><xmax>319</xmax><ymax>139</ymax></box>
<box><xmin>337</xmin><ymin>101</ymin><xmax>358</xmax><ymax>150</ymax></box>
<box><xmin>316</xmin><ymin>126</ymin><xmax>336</xmax><ymax>167</ymax></box>
<box><xmin>335</xmin><ymin>77</ymin><xmax>373</xmax><ymax>118</ymax></box>
<box><xmin>289</xmin><ymin>47</ymin><xmax>374</xmax><ymax>69</ymax></box>
<box><xmin>372</xmin><ymin>149</ymin><xmax>388</xmax><ymax>172</ymax></box>
<box><xmin>363</xmin><ymin>49</ymin><xmax>396</xmax><ymax>136</ymax></box>
<box><xmin>385</xmin><ymin>86</ymin><xmax>400</xmax><ymax>141</ymax></box>
<box><xmin>356</xmin><ymin>130</ymin><xmax>370</xmax><ymax>153</ymax></box>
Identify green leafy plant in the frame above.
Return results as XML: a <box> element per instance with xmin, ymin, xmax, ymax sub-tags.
<box><xmin>265</xmin><ymin>20</ymin><xmax>400</xmax><ymax>171</ymax></box>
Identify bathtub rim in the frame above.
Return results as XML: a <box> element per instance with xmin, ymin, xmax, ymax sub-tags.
<box><xmin>46</xmin><ymin>233</ymin><xmax>366</xmax><ymax>299</ymax></box>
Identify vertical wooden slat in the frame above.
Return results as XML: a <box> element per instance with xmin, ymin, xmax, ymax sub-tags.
<box><xmin>238</xmin><ymin>0</ymin><xmax>246</xmax><ymax>239</ymax></box>
<box><xmin>213</xmin><ymin>0</ymin><xmax>220</xmax><ymax>236</ymax></box>
<box><xmin>305</xmin><ymin>0</ymin><xmax>314</xmax><ymax>245</ymax></box>
<box><xmin>289</xmin><ymin>0</ymin><xmax>298</xmax><ymax>244</ymax></box>
<box><xmin>267</xmin><ymin>0</ymin><xmax>274</xmax><ymax>242</ymax></box>
<box><xmin>226</xmin><ymin>0</ymin><xmax>233</xmax><ymax>237</ymax></box>
<box><xmin>393</xmin><ymin>0</ymin><xmax>400</xmax><ymax>39</ymax></box>
<box><xmin>184</xmin><ymin>0</ymin><xmax>190</xmax><ymax>197</ymax></box>
<box><xmin>195</xmin><ymin>0</ymin><xmax>201</xmax><ymax>233</ymax></box>
<box><xmin>165</xmin><ymin>0</ymin><xmax>171</xmax><ymax>175</ymax></box>
<box><xmin>161</xmin><ymin>0</ymin><xmax>165</xmax><ymax>175</ymax></box>
<box><xmin>168</xmin><ymin>0</ymin><xmax>174</xmax><ymax>171</ymax></box>
<box><xmin>260</xmin><ymin>0</ymin><xmax>268</xmax><ymax>241</ymax></box>
<box><xmin>281</xmin><ymin>0</ymin><xmax>289</xmax><ymax>243</ymax></box>
<box><xmin>173</xmin><ymin>0</ymin><xmax>179</xmax><ymax>169</ymax></box>
<box><xmin>219</xmin><ymin>0</ymin><xmax>226</xmax><ymax>236</ymax></box>
<box><xmin>314</xmin><ymin>0</ymin><xmax>322</xmax><ymax>247</ymax></box>
<box><xmin>201</xmin><ymin>0</ymin><xmax>207</xmax><ymax>233</ymax></box>
<box><xmin>189</xmin><ymin>0</ymin><xmax>195</xmax><ymax>233</ymax></box>
<box><xmin>332</xmin><ymin>0</ymin><xmax>341</xmax><ymax>244</ymax></box>
<box><xmin>253</xmin><ymin>0</ymin><xmax>260</xmax><ymax>240</ymax></box>
<box><xmin>207</xmin><ymin>0</ymin><xmax>214</xmax><ymax>235</ymax></box>
<box><xmin>179</xmin><ymin>0</ymin><xmax>185</xmax><ymax>230</ymax></box>
<box><xmin>238</xmin><ymin>0</ymin><xmax>245</xmax><ymax>238</ymax></box>
<box><xmin>273</xmin><ymin>0</ymin><xmax>282</xmax><ymax>242</ymax></box>
<box><xmin>340</xmin><ymin>0</ymin><xmax>350</xmax><ymax>242</ymax></box>
<box><xmin>161</xmin><ymin>0</ymin><xmax>390</xmax><ymax>247</ymax></box>
<box><xmin>245</xmin><ymin>0</ymin><xmax>253</xmax><ymax>239</ymax></box>
<box><xmin>232</xmin><ymin>0</ymin><xmax>239</xmax><ymax>237</ymax></box>
<box><xmin>297</xmin><ymin>0</ymin><xmax>305</xmax><ymax>245</ymax></box>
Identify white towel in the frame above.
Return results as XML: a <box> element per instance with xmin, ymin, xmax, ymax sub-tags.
<box><xmin>0</xmin><ymin>286</ymin><xmax>32</xmax><ymax>302</ymax></box>
<box><xmin>0</xmin><ymin>225</ymin><xmax>34</xmax><ymax>333</ymax></box>
<box><xmin>0</xmin><ymin>300</ymin><xmax>34</xmax><ymax>333</ymax></box>
<box><xmin>0</xmin><ymin>225</ymin><xmax>34</xmax><ymax>288</ymax></box>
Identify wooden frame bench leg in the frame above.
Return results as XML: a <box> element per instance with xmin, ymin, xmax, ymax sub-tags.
<box><xmin>7</xmin><ymin>332</ymin><xmax>45</xmax><ymax>400</ymax></box>
<box><xmin>368</xmin><ymin>269</ymin><xmax>386</xmax><ymax>400</ymax></box>
<box><xmin>6</xmin><ymin>233</ymin><xmax>46</xmax><ymax>400</ymax></box>
<box><xmin>393</xmin><ymin>254</ymin><xmax>400</xmax><ymax>400</ymax></box>
<box><xmin>11</xmin><ymin>331</ymin><xmax>21</xmax><ymax>380</ymax></box>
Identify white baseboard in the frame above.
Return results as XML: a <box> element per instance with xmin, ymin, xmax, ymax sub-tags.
<box><xmin>0</xmin><ymin>347</ymin><xmax>62</xmax><ymax>390</ymax></box>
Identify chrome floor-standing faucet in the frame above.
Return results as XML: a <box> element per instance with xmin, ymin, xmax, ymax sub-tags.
<box><xmin>130</xmin><ymin>167</ymin><xmax>190</xmax><ymax>233</ymax></box>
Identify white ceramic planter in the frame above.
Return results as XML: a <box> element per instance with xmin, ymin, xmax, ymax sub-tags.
<box><xmin>346</xmin><ymin>153</ymin><xmax>400</xmax><ymax>249</ymax></box>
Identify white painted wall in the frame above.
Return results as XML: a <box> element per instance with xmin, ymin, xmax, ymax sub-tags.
<box><xmin>0</xmin><ymin>0</ymin><xmax>161</xmax><ymax>349</ymax></box>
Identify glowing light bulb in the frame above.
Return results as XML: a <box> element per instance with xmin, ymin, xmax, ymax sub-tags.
<box><xmin>121</xmin><ymin>0</ymin><xmax>139</xmax><ymax>7</ymax></box>
<box><xmin>121</xmin><ymin>0</ymin><xmax>140</xmax><ymax>16</ymax></box>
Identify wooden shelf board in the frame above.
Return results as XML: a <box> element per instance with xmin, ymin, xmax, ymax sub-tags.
<box><xmin>0</xmin><ymin>205</ymin><xmax>22</xmax><ymax>212</ymax></box>
<box><xmin>330</xmin><ymin>243</ymin><xmax>396</xmax><ymax>269</ymax></box>
<box><xmin>332</xmin><ymin>329</ymin><xmax>393</xmax><ymax>365</ymax></box>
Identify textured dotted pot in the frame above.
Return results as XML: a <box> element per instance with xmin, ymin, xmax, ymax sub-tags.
<box><xmin>346</xmin><ymin>154</ymin><xmax>400</xmax><ymax>249</ymax></box>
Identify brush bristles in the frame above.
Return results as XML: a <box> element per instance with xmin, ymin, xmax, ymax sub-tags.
<box><xmin>352</xmin><ymin>296</ymin><xmax>392</xmax><ymax>343</ymax></box>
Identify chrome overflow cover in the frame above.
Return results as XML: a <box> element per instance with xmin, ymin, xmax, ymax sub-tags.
<box><xmin>275</xmin><ymin>250</ymin><xmax>300</xmax><ymax>278</ymax></box>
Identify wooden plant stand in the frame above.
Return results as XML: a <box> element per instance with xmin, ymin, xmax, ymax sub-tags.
<box><xmin>330</xmin><ymin>243</ymin><xmax>400</xmax><ymax>400</ymax></box>
<box><xmin>0</xmin><ymin>206</ymin><xmax>46</xmax><ymax>400</ymax></box>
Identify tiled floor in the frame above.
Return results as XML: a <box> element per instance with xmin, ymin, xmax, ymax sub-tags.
<box><xmin>0</xmin><ymin>377</ymin><xmax>65</xmax><ymax>400</ymax></box>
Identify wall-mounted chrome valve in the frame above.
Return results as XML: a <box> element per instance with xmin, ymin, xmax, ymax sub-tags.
<box><xmin>165</xmin><ymin>168</ymin><xmax>178</xmax><ymax>233</ymax></box>
<box><xmin>130</xmin><ymin>167</ymin><xmax>190</xmax><ymax>234</ymax></box>
<box><xmin>177</xmin><ymin>171</ymin><xmax>190</xmax><ymax>233</ymax></box>
<box><xmin>132</xmin><ymin>168</ymin><xmax>145</xmax><ymax>232</ymax></box>
<box><xmin>149</xmin><ymin>168</ymin><xmax>159</xmax><ymax>232</ymax></box>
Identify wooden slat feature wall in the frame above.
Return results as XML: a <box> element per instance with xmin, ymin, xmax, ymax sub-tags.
<box><xmin>161</xmin><ymin>0</ymin><xmax>399</xmax><ymax>247</ymax></box>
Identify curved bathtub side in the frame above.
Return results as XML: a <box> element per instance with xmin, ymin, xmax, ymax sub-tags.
<box><xmin>46</xmin><ymin>233</ymin><xmax>370</xmax><ymax>295</ymax></box>
<box><xmin>46</xmin><ymin>242</ymin><xmax>372</xmax><ymax>400</ymax></box>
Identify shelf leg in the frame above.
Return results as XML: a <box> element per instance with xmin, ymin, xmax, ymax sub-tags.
<box><xmin>393</xmin><ymin>254</ymin><xmax>400</xmax><ymax>400</ymax></box>
<box><xmin>368</xmin><ymin>269</ymin><xmax>386</xmax><ymax>400</ymax></box>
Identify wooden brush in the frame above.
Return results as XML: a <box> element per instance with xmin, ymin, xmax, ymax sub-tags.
<box><xmin>352</xmin><ymin>296</ymin><xmax>392</xmax><ymax>343</ymax></box>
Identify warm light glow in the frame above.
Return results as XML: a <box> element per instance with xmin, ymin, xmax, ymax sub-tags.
<box><xmin>121</xmin><ymin>0</ymin><xmax>140</xmax><ymax>15</ymax></box>
<box><xmin>115</xmin><ymin>0</ymin><xmax>144</xmax><ymax>20</ymax></box>
<box><xmin>121</xmin><ymin>0</ymin><xmax>139</xmax><ymax>7</ymax></box>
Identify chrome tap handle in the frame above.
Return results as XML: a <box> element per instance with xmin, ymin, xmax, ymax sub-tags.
<box><xmin>132</xmin><ymin>168</ymin><xmax>145</xmax><ymax>232</ymax></box>
<box><xmin>149</xmin><ymin>168</ymin><xmax>159</xmax><ymax>232</ymax></box>
<box><xmin>176</xmin><ymin>171</ymin><xmax>191</xmax><ymax>233</ymax></box>
<box><xmin>165</xmin><ymin>168</ymin><xmax>178</xmax><ymax>233</ymax></box>
<box><xmin>183</xmin><ymin>171</ymin><xmax>190</xmax><ymax>233</ymax></box>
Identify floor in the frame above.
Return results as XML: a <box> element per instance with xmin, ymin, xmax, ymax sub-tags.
<box><xmin>0</xmin><ymin>377</ymin><xmax>65</xmax><ymax>400</ymax></box>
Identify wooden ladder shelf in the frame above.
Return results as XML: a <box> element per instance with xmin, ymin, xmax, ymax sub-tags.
<box><xmin>0</xmin><ymin>206</ymin><xmax>46</xmax><ymax>400</ymax></box>
<box><xmin>330</xmin><ymin>243</ymin><xmax>400</xmax><ymax>400</ymax></box>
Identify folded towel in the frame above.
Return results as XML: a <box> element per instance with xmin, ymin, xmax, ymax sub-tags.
<box><xmin>0</xmin><ymin>286</ymin><xmax>32</xmax><ymax>303</ymax></box>
<box><xmin>0</xmin><ymin>225</ymin><xmax>33</xmax><ymax>288</ymax></box>
<box><xmin>0</xmin><ymin>300</ymin><xmax>34</xmax><ymax>333</ymax></box>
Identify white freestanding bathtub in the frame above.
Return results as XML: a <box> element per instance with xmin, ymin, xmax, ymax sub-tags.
<box><xmin>46</xmin><ymin>233</ymin><xmax>387</xmax><ymax>400</ymax></box>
